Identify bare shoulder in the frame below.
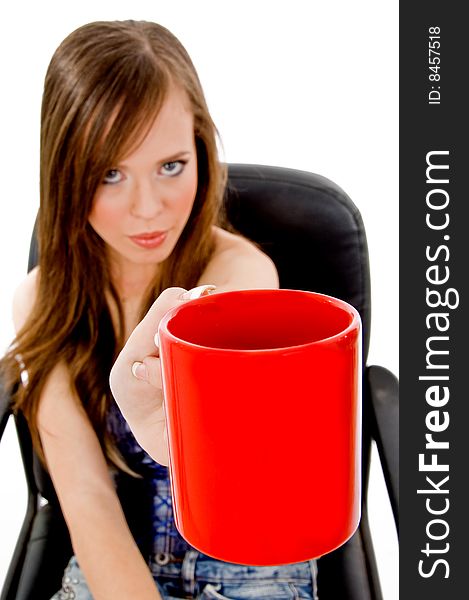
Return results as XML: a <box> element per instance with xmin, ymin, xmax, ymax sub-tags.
<box><xmin>198</xmin><ymin>227</ymin><xmax>279</xmax><ymax>291</ymax></box>
<box><xmin>12</xmin><ymin>266</ymin><xmax>40</xmax><ymax>333</ymax></box>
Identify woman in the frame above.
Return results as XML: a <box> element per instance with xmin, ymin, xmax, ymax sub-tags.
<box><xmin>1</xmin><ymin>20</ymin><xmax>318</xmax><ymax>599</ymax></box>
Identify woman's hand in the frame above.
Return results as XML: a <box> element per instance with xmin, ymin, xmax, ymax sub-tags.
<box><xmin>109</xmin><ymin>285</ymin><xmax>215</xmax><ymax>466</ymax></box>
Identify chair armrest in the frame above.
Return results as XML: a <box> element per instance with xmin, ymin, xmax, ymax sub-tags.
<box><xmin>0</xmin><ymin>377</ymin><xmax>38</xmax><ymax>600</ymax></box>
<box><xmin>365</xmin><ymin>365</ymin><xmax>399</xmax><ymax>534</ymax></box>
<box><xmin>0</xmin><ymin>376</ymin><xmax>13</xmax><ymax>443</ymax></box>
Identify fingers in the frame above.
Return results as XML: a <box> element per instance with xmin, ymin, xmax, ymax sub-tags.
<box><xmin>109</xmin><ymin>287</ymin><xmax>184</xmax><ymax>401</ymax></box>
<box><xmin>122</xmin><ymin>285</ymin><xmax>217</xmax><ymax>364</ymax></box>
<box><xmin>179</xmin><ymin>285</ymin><xmax>217</xmax><ymax>301</ymax></box>
<box><xmin>109</xmin><ymin>284</ymin><xmax>216</xmax><ymax>466</ymax></box>
<box><xmin>110</xmin><ymin>285</ymin><xmax>216</xmax><ymax>394</ymax></box>
<box><xmin>121</xmin><ymin>287</ymin><xmax>187</xmax><ymax>362</ymax></box>
<box><xmin>131</xmin><ymin>356</ymin><xmax>162</xmax><ymax>388</ymax></box>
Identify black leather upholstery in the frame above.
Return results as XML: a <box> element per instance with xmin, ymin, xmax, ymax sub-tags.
<box><xmin>1</xmin><ymin>163</ymin><xmax>398</xmax><ymax>600</ymax></box>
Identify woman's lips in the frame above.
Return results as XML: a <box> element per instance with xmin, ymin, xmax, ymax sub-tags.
<box><xmin>128</xmin><ymin>231</ymin><xmax>168</xmax><ymax>249</ymax></box>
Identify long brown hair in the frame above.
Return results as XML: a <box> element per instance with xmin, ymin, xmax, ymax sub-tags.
<box><xmin>0</xmin><ymin>20</ymin><xmax>227</xmax><ymax>469</ymax></box>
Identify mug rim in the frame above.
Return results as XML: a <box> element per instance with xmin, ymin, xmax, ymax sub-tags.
<box><xmin>158</xmin><ymin>289</ymin><xmax>362</xmax><ymax>354</ymax></box>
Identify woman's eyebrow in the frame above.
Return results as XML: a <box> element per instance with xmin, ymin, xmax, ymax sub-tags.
<box><xmin>159</xmin><ymin>150</ymin><xmax>192</xmax><ymax>163</ymax></box>
<box><xmin>118</xmin><ymin>150</ymin><xmax>192</xmax><ymax>167</ymax></box>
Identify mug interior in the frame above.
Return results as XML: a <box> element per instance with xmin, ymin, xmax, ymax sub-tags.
<box><xmin>164</xmin><ymin>289</ymin><xmax>357</xmax><ymax>351</ymax></box>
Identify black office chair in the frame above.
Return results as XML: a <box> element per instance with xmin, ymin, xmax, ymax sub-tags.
<box><xmin>0</xmin><ymin>163</ymin><xmax>398</xmax><ymax>600</ymax></box>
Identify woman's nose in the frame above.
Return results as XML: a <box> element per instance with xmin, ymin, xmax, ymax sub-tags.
<box><xmin>130</xmin><ymin>180</ymin><xmax>164</xmax><ymax>219</ymax></box>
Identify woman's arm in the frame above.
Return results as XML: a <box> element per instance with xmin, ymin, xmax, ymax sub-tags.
<box><xmin>13</xmin><ymin>272</ymin><xmax>162</xmax><ymax>600</ymax></box>
<box><xmin>37</xmin><ymin>366</ymin><xmax>161</xmax><ymax>600</ymax></box>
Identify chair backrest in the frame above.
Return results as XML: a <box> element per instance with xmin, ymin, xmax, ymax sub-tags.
<box><xmin>5</xmin><ymin>163</ymin><xmax>375</xmax><ymax>600</ymax></box>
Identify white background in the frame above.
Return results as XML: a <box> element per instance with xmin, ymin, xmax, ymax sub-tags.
<box><xmin>0</xmin><ymin>1</ymin><xmax>398</xmax><ymax>598</ymax></box>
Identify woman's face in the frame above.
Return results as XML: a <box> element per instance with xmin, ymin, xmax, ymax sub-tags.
<box><xmin>88</xmin><ymin>87</ymin><xmax>198</xmax><ymax>280</ymax></box>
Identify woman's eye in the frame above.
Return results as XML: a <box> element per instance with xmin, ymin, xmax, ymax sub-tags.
<box><xmin>102</xmin><ymin>169</ymin><xmax>123</xmax><ymax>184</ymax></box>
<box><xmin>160</xmin><ymin>161</ymin><xmax>186</xmax><ymax>177</ymax></box>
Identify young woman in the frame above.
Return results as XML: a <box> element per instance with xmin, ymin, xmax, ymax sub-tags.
<box><xmin>1</xmin><ymin>20</ymin><xmax>318</xmax><ymax>599</ymax></box>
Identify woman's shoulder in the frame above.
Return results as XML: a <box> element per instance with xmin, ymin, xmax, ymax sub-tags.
<box><xmin>198</xmin><ymin>227</ymin><xmax>279</xmax><ymax>291</ymax></box>
<box><xmin>12</xmin><ymin>266</ymin><xmax>40</xmax><ymax>333</ymax></box>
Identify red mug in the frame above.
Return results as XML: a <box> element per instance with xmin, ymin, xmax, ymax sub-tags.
<box><xmin>158</xmin><ymin>289</ymin><xmax>362</xmax><ymax>565</ymax></box>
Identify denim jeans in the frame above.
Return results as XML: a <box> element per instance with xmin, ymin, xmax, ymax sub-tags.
<box><xmin>51</xmin><ymin>552</ymin><xmax>318</xmax><ymax>599</ymax></box>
